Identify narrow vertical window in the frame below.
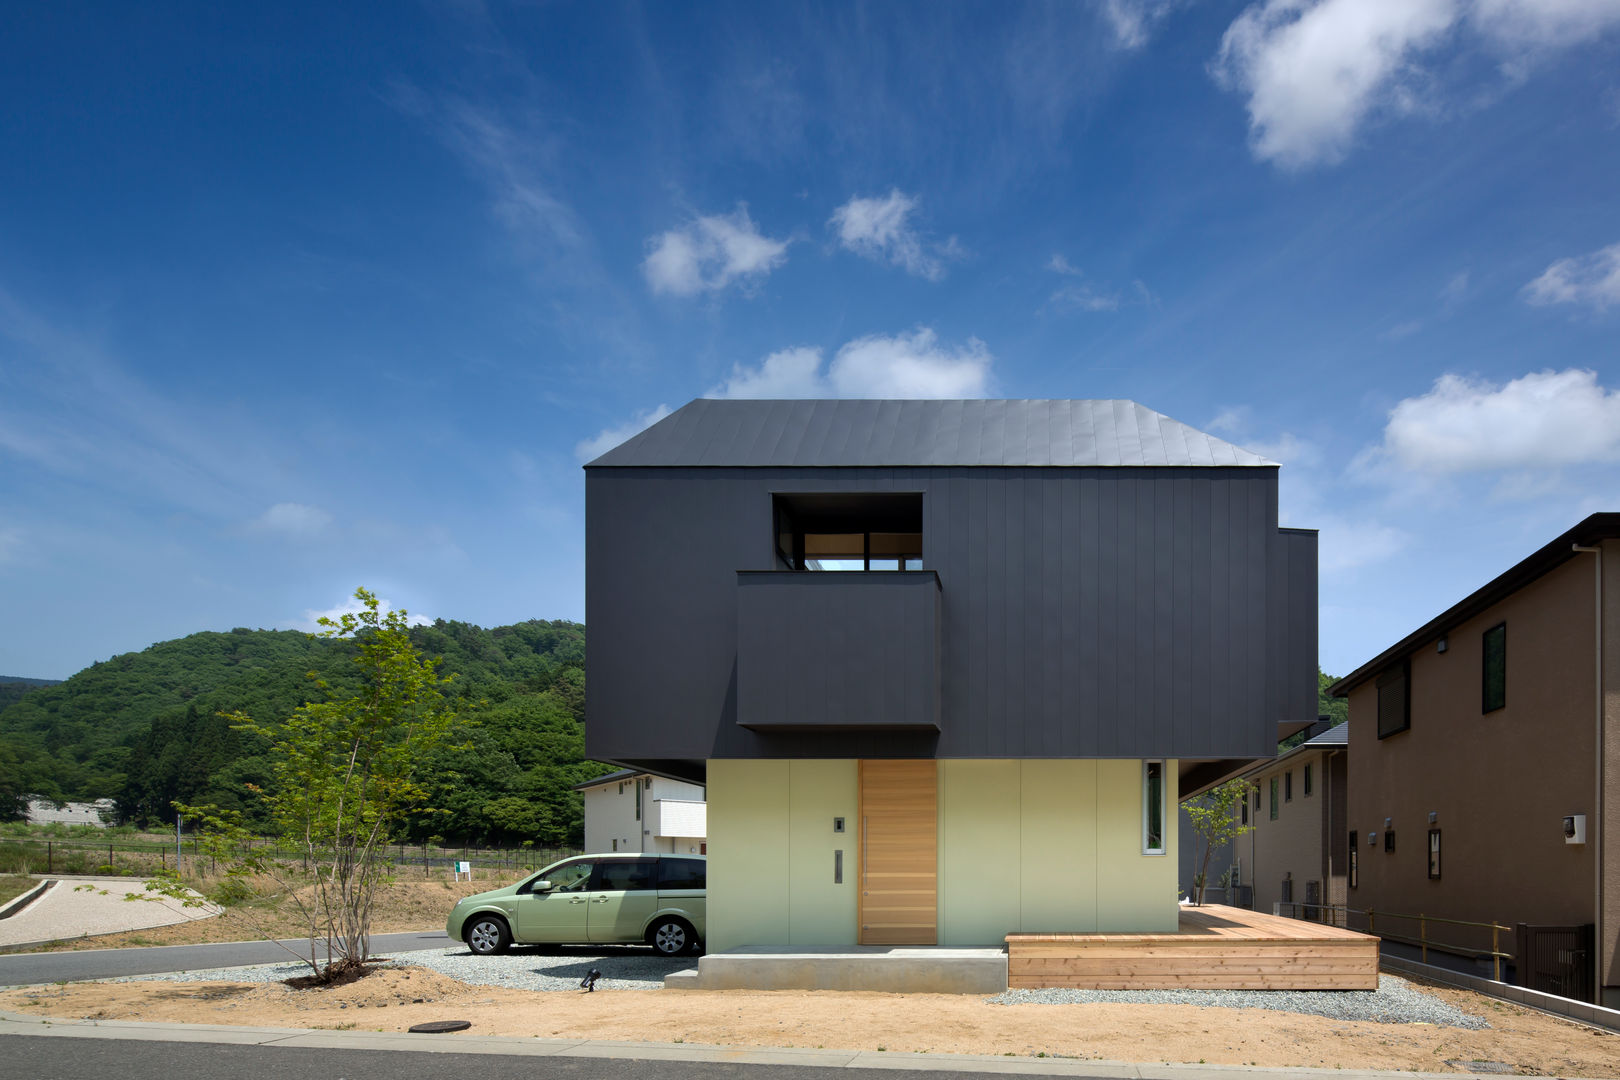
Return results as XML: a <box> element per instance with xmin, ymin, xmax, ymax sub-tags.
<box><xmin>1241</xmin><ymin>799</ymin><xmax>1249</xmax><ymax>825</ymax></box>
<box><xmin>1269</xmin><ymin>777</ymin><xmax>1279</xmax><ymax>820</ymax></box>
<box><xmin>635</xmin><ymin>780</ymin><xmax>642</xmax><ymax>821</ymax></box>
<box><xmin>1143</xmin><ymin>760</ymin><xmax>1165</xmax><ymax>854</ymax></box>
<box><xmin>1348</xmin><ymin>832</ymin><xmax>1358</xmax><ymax>889</ymax></box>
<box><xmin>1304</xmin><ymin>763</ymin><xmax>1313</xmax><ymax>797</ymax></box>
<box><xmin>1428</xmin><ymin>829</ymin><xmax>1442</xmax><ymax>879</ymax></box>
<box><xmin>1482</xmin><ymin>623</ymin><xmax>1506</xmax><ymax>713</ymax></box>
<box><xmin>1285</xmin><ymin>771</ymin><xmax>1293</xmax><ymax>802</ymax></box>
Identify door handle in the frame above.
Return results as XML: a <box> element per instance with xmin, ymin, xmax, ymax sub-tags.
<box><xmin>569</xmin><ymin>898</ymin><xmax>586</xmax><ymax>904</ymax></box>
<box><xmin>592</xmin><ymin>897</ymin><xmax>610</xmax><ymax>903</ymax></box>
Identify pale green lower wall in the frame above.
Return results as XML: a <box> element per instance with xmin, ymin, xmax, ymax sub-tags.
<box><xmin>708</xmin><ymin>759</ymin><xmax>859</xmax><ymax>952</ymax></box>
<box><xmin>710</xmin><ymin>758</ymin><xmax>1178</xmax><ymax>950</ymax></box>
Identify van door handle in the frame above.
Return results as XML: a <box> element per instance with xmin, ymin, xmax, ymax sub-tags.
<box><xmin>569</xmin><ymin>898</ymin><xmax>586</xmax><ymax>904</ymax></box>
<box><xmin>592</xmin><ymin>897</ymin><xmax>610</xmax><ymax>903</ymax></box>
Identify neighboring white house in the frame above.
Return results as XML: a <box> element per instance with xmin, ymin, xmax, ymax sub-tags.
<box><xmin>26</xmin><ymin>798</ymin><xmax>116</xmax><ymax>827</ymax></box>
<box><xmin>574</xmin><ymin>769</ymin><xmax>706</xmax><ymax>855</ymax></box>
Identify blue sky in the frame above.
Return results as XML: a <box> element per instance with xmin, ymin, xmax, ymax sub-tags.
<box><xmin>2</xmin><ymin>1</ymin><xmax>1618</xmax><ymax>681</ymax></box>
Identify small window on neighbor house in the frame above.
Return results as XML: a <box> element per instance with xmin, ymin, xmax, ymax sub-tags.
<box><xmin>1377</xmin><ymin>660</ymin><xmax>1411</xmax><ymax>738</ymax></box>
<box><xmin>1348</xmin><ymin>833</ymin><xmax>1359</xmax><ymax>889</ymax></box>
<box><xmin>635</xmin><ymin>781</ymin><xmax>642</xmax><ymax>821</ymax></box>
<box><xmin>1241</xmin><ymin>799</ymin><xmax>1249</xmax><ymax>825</ymax></box>
<box><xmin>1304</xmin><ymin>763</ymin><xmax>1313</xmax><ymax>797</ymax></box>
<box><xmin>1269</xmin><ymin>777</ymin><xmax>1279</xmax><ymax>820</ymax></box>
<box><xmin>1285</xmin><ymin>771</ymin><xmax>1293</xmax><ymax>802</ymax></box>
<box><xmin>1483</xmin><ymin>623</ymin><xmax>1506</xmax><ymax>714</ymax></box>
<box><xmin>1385</xmin><ymin>829</ymin><xmax>1397</xmax><ymax>853</ymax></box>
<box><xmin>1143</xmin><ymin>761</ymin><xmax>1166</xmax><ymax>854</ymax></box>
<box><xmin>1428</xmin><ymin>829</ymin><xmax>1442</xmax><ymax>879</ymax></box>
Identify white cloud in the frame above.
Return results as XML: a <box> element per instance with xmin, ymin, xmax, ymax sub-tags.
<box><xmin>1316</xmin><ymin>516</ymin><xmax>1411</xmax><ymax>571</ymax></box>
<box><xmin>1045</xmin><ymin>254</ymin><xmax>1152</xmax><ymax>312</ymax></box>
<box><xmin>252</xmin><ymin>502</ymin><xmax>332</xmax><ymax>538</ymax></box>
<box><xmin>1377</xmin><ymin>369</ymin><xmax>1620</xmax><ymax>473</ymax></box>
<box><xmin>1472</xmin><ymin>0</ymin><xmax>1620</xmax><ymax>49</ymax></box>
<box><xmin>575</xmin><ymin>404</ymin><xmax>673</xmax><ymax>463</ymax></box>
<box><xmin>1212</xmin><ymin>0</ymin><xmax>1620</xmax><ymax>168</ymax></box>
<box><xmin>1522</xmin><ymin>242</ymin><xmax>1620</xmax><ymax>311</ymax></box>
<box><xmin>642</xmin><ymin>205</ymin><xmax>789</xmax><ymax>297</ymax></box>
<box><xmin>712</xmin><ymin>347</ymin><xmax>827</xmax><ymax>399</ymax></box>
<box><xmin>829</xmin><ymin>191</ymin><xmax>959</xmax><ymax>281</ymax></box>
<box><xmin>1100</xmin><ymin>0</ymin><xmax>1186</xmax><ymax>49</ymax></box>
<box><xmin>1207</xmin><ymin>406</ymin><xmax>1251</xmax><ymax>434</ymax></box>
<box><xmin>712</xmin><ymin>329</ymin><xmax>994</xmax><ymax>400</ymax></box>
<box><xmin>297</xmin><ymin>593</ymin><xmax>432</xmax><ymax>632</ymax></box>
<box><xmin>1212</xmin><ymin>0</ymin><xmax>1458</xmax><ymax>169</ymax></box>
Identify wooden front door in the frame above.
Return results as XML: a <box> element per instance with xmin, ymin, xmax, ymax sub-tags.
<box><xmin>858</xmin><ymin>760</ymin><xmax>937</xmax><ymax>945</ymax></box>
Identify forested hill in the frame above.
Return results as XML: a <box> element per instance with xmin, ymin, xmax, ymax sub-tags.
<box><xmin>0</xmin><ymin>620</ymin><xmax>600</xmax><ymax>846</ymax></box>
<box><xmin>0</xmin><ymin>676</ymin><xmax>62</xmax><ymax>713</ymax></box>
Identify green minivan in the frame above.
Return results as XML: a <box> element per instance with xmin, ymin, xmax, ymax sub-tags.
<box><xmin>446</xmin><ymin>853</ymin><xmax>706</xmax><ymax>956</ymax></box>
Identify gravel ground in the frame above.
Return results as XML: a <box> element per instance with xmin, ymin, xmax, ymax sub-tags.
<box><xmin>988</xmin><ymin>973</ymin><xmax>1489</xmax><ymax>1028</ymax></box>
<box><xmin>115</xmin><ymin>945</ymin><xmax>689</xmax><ymax>992</ymax></box>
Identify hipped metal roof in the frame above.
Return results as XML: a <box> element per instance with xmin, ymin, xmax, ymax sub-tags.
<box><xmin>586</xmin><ymin>399</ymin><xmax>1277</xmax><ymax>469</ymax></box>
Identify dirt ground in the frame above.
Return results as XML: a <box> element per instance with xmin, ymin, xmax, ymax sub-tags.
<box><xmin>21</xmin><ymin>877</ymin><xmax>498</xmax><ymax>951</ymax></box>
<box><xmin>5</xmin><ymin>968</ymin><xmax>1620</xmax><ymax>1077</ymax></box>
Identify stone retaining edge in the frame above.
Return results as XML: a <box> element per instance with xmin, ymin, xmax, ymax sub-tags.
<box><xmin>0</xmin><ymin>880</ymin><xmax>56</xmax><ymax>921</ymax></box>
<box><xmin>1379</xmin><ymin>952</ymin><xmax>1620</xmax><ymax>1031</ymax></box>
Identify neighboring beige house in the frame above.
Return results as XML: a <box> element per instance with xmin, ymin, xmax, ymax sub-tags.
<box><xmin>574</xmin><ymin>768</ymin><xmax>706</xmax><ymax>855</ymax></box>
<box><xmin>1226</xmin><ymin>724</ymin><xmax>1349</xmax><ymax>917</ymax></box>
<box><xmin>1331</xmin><ymin>513</ymin><xmax>1619</xmax><ymax>1005</ymax></box>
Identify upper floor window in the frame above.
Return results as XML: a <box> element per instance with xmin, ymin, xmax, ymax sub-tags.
<box><xmin>1377</xmin><ymin>659</ymin><xmax>1410</xmax><ymax>739</ymax></box>
<box><xmin>774</xmin><ymin>493</ymin><xmax>924</xmax><ymax>572</ymax></box>
<box><xmin>1284</xmin><ymin>771</ymin><xmax>1293</xmax><ymax>802</ymax></box>
<box><xmin>1269</xmin><ymin>777</ymin><xmax>1279</xmax><ymax>820</ymax></box>
<box><xmin>1304</xmin><ymin>763</ymin><xmax>1313</xmax><ymax>797</ymax></box>
<box><xmin>1482</xmin><ymin>622</ymin><xmax>1506</xmax><ymax>714</ymax></box>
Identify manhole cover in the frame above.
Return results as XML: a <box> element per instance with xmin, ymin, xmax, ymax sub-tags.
<box><xmin>408</xmin><ymin>1020</ymin><xmax>472</xmax><ymax>1034</ymax></box>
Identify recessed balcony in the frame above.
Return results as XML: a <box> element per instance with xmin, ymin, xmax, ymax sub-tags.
<box><xmin>736</xmin><ymin>570</ymin><xmax>941</xmax><ymax>731</ymax></box>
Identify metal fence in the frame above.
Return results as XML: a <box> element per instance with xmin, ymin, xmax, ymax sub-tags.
<box><xmin>1275</xmin><ymin>900</ymin><xmax>1515</xmax><ymax>982</ymax></box>
<box><xmin>0</xmin><ymin>837</ymin><xmax>579</xmax><ymax>879</ymax></box>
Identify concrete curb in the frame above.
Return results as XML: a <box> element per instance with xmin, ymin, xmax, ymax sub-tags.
<box><xmin>0</xmin><ymin>1008</ymin><xmax>1522</xmax><ymax>1078</ymax></box>
<box><xmin>0</xmin><ymin>880</ymin><xmax>56</xmax><ymax>921</ymax></box>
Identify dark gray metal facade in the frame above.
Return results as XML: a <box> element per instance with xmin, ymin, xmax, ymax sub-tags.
<box><xmin>737</xmin><ymin>570</ymin><xmax>941</xmax><ymax>731</ymax></box>
<box><xmin>586</xmin><ymin>461</ymin><xmax>1318</xmax><ymax>774</ymax></box>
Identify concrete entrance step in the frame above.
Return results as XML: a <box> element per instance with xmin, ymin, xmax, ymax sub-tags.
<box><xmin>667</xmin><ymin>944</ymin><xmax>1008</xmax><ymax>993</ymax></box>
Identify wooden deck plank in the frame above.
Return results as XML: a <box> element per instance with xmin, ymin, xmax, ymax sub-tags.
<box><xmin>1004</xmin><ymin>905</ymin><xmax>1380</xmax><ymax>991</ymax></box>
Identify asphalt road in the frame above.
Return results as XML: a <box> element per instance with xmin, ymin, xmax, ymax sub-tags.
<box><xmin>0</xmin><ymin>930</ymin><xmax>453</xmax><ymax>986</ymax></box>
<box><xmin>5</xmin><ymin>1037</ymin><xmax>1081</xmax><ymax>1080</ymax></box>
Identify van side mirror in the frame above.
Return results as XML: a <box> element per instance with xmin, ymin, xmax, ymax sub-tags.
<box><xmin>533</xmin><ymin>879</ymin><xmax>555</xmax><ymax>892</ymax></box>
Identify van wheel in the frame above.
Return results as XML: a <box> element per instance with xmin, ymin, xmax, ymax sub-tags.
<box><xmin>465</xmin><ymin>915</ymin><xmax>512</xmax><ymax>956</ymax></box>
<box><xmin>649</xmin><ymin>917</ymin><xmax>697</xmax><ymax>956</ymax></box>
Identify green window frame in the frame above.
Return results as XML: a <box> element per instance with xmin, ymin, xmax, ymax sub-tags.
<box><xmin>1482</xmin><ymin>623</ymin><xmax>1506</xmax><ymax>713</ymax></box>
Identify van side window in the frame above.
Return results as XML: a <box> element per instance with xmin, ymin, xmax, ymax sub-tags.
<box><xmin>590</xmin><ymin>859</ymin><xmax>656</xmax><ymax>892</ymax></box>
<box><xmin>658</xmin><ymin>858</ymin><xmax>706</xmax><ymax>889</ymax></box>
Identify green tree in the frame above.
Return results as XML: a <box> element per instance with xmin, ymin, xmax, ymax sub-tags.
<box><xmin>1182</xmin><ymin>778</ymin><xmax>1257</xmax><ymax>906</ymax></box>
<box><xmin>160</xmin><ymin>589</ymin><xmax>461</xmax><ymax>982</ymax></box>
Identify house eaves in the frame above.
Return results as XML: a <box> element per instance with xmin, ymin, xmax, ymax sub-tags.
<box><xmin>1330</xmin><ymin>512</ymin><xmax>1620</xmax><ymax>699</ymax></box>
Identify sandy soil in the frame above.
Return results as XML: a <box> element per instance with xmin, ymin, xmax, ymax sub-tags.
<box><xmin>5</xmin><ymin>968</ymin><xmax>1620</xmax><ymax>1076</ymax></box>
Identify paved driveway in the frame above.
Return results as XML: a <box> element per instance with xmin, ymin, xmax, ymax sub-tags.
<box><xmin>0</xmin><ymin>876</ymin><xmax>221</xmax><ymax>948</ymax></box>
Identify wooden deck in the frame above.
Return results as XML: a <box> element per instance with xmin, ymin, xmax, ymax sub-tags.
<box><xmin>1006</xmin><ymin>905</ymin><xmax>1380</xmax><ymax>991</ymax></box>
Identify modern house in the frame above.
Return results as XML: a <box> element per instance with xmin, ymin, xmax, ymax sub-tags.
<box><xmin>1330</xmin><ymin>513</ymin><xmax>1619</xmax><ymax>1004</ymax></box>
<box><xmin>573</xmin><ymin>767</ymin><xmax>707</xmax><ymax>855</ymax></box>
<box><xmin>1223</xmin><ymin>722</ymin><xmax>1349</xmax><ymax>916</ymax></box>
<box><xmin>585</xmin><ymin>398</ymin><xmax>1318</xmax><ymax>954</ymax></box>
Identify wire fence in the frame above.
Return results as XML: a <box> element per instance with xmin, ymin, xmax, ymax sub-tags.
<box><xmin>0</xmin><ymin>837</ymin><xmax>580</xmax><ymax>881</ymax></box>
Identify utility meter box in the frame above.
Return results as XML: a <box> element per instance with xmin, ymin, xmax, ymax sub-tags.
<box><xmin>1565</xmin><ymin>814</ymin><xmax>1587</xmax><ymax>845</ymax></box>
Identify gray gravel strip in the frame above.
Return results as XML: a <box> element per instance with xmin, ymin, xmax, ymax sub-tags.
<box><xmin>113</xmin><ymin>945</ymin><xmax>688</xmax><ymax>992</ymax></box>
<box><xmin>987</xmin><ymin>973</ymin><xmax>1489</xmax><ymax>1028</ymax></box>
